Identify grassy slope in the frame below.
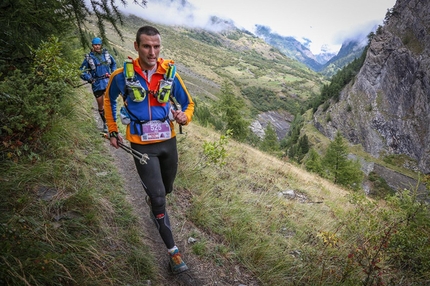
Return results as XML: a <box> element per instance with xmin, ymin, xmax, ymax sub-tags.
<box><xmin>174</xmin><ymin>123</ymin><xmax>429</xmax><ymax>285</ymax></box>
<box><xmin>0</xmin><ymin>87</ymin><xmax>156</xmax><ymax>285</ymax></box>
<box><xmin>174</xmin><ymin>123</ymin><xmax>354</xmax><ymax>284</ymax></box>
<box><xmin>1</xmin><ymin>86</ymin><xmax>428</xmax><ymax>284</ymax></box>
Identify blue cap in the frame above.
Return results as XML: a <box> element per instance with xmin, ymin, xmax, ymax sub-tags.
<box><xmin>92</xmin><ymin>37</ymin><xmax>102</xmax><ymax>45</ymax></box>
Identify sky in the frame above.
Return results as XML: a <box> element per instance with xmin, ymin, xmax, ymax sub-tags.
<box><xmin>120</xmin><ymin>0</ymin><xmax>397</xmax><ymax>54</ymax></box>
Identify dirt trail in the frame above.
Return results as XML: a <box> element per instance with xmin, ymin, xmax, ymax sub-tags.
<box><xmin>94</xmin><ymin>108</ymin><xmax>260</xmax><ymax>286</ymax></box>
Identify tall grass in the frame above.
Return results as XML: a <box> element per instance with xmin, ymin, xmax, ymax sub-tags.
<box><xmin>0</xmin><ymin>88</ymin><xmax>156</xmax><ymax>285</ymax></box>
<box><xmin>174</xmin><ymin>124</ymin><xmax>430</xmax><ymax>285</ymax></box>
<box><xmin>1</xmin><ymin>91</ymin><xmax>429</xmax><ymax>285</ymax></box>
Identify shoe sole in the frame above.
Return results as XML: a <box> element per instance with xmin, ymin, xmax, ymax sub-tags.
<box><xmin>170</xmin><ymin>264</ymin><xmax>189</xmax><ymax>275</ymax></box>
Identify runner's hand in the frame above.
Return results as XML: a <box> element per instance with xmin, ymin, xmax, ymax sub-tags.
<box><xmin>109</xmin><ymin>132</ymin><xmax>123</xmax><ymax>149</ymax></box>
<box><xmin>171</xmin><ymin>109</ymin><xmax>187</xmax><ymax>125</ymax></box>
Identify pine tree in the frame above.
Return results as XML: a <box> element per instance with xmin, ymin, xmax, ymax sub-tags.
<box><xmin>297</xmin><ymin>134</ymin><xmax>309</xmax><ymax>163</ymax></box>
<box><xmin>340</xmin><ymin>158</ymin><xmax>363</xmax><ymax>190</ymax></box>
<box><xmin>260</xmin><ymin>123</ymin><xmax>280</xmax><ymax>153</ymax></box>
<box><xmin>288</xmin><ymin>146</ymin><xmax>296</xmax><ymax>159</ymax></box>
<box><xmin>218</xmin><ymin>81</ymin><xmax>249</xmax><ymax>141</ymax></box>
<box><xmin>305</xmin><ymin>148</ymin><xmax>323</xmax><ymax>175</ymax></box>
<box><xmin>282</xmin><ymin>114</ymin><xmax>303</xmax><ymax>150</ymax></box>
<box><xmin>322</xmin><ymin>131</ymin><xmax>363</xmax><ymax>188</ymax></box>
<box><xmin>323</xmin><ymin>132</ymin><xmax>349</xmax><ymax>183</ymax></box>
<box><xmin>0</xmin><ymin>0</ymin><xmax>146</xmax><ymax>76</ymax></box>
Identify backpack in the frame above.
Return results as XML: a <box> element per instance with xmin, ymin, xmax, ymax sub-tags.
<box><xmin>120</xmin><ymin>58</ymin><xmax>177</xmax><ymax>125</ymax></box>
<box><xmin>123</xmin><ymin>58</ymin><xmax>175</xmax><ymax>104</ymax></box>
<box><xmin>85</xmin><ymin>49</ymin><xmax>112</xmax><ymax>72</ymax></box>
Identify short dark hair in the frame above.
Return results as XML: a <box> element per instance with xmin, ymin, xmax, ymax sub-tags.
<box><xmin>136</xmin><ymin>26</ymin><xmax>160</xmax><ymax>45</ymax></box>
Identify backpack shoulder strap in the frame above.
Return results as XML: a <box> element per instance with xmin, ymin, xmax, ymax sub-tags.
<box><xmin>103</xmin><ymin>48</ymin><xmax>112</xmax><ymax>66</ymax></box>
<box><xmin>85</xmin><ymin>53</ymin><xmax>96</xmax><ymax>71</ymax></box>
<box><xmin>156</xmin><ymin>62</ymin><xmax>176</xmax><ymax>103</ymax></box>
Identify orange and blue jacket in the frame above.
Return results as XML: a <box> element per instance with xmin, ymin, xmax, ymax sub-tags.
<box><xmin>104</xmin><ymin>57</ymin><xmax>194</xmax><ymax>145</ymax></box>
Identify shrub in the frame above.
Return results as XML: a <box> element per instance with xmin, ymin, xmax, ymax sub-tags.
<box><xmin>308</xmin><ymin>191</ymin><xmax>430</xmax><ymax>285</ymax></box>
<box><xmin>0</xmin><ymin>37</ymin><xmax>79</xmax><ymax>161</ymax></box>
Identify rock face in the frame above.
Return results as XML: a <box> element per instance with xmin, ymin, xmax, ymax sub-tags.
<box><xmin>250</xmin><ymin>110</ymin><xmax>294</xmax><ymax>140</ymax></box>
<box><xmin>313</xmin><ymin>0</ymin><xmax>430</xmax><ymax>174</ymax></box>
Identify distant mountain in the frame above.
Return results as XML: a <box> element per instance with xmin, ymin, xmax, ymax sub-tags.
<box><xmin>253</xmin><ymin>24</ymin><xmax>369</xmax><ymax>78</ymax></box>
<box><xmin>318</xmin><ymin>37</ymin><xmax>368</xmax><ymax>77</ymax></box>
<box><xmin>315</xmin><ymin>45</ymin><xmax>337</xmax><ymax>64</ymax></box>
<box><xmin>140</xmin><ymin>0</ymin><xmax>371</xmax><ymax>78</ymax></box>
<box><xmin>254</xmin><ymin>25</ymin><xmax>325</xmax><ymax>71</ymax></box>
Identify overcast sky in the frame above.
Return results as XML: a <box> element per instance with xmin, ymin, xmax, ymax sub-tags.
<box><xmin>120</xmin><ymin>0</ymin><xmax>397</xmax><ymax>54</ymax></box>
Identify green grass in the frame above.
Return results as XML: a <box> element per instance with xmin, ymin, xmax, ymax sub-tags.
<box><xmin>0</xmin><ymin>87</ymin><xmax>156</xmax><ymax>286</ymax></box>
<box><xmin>173</xmin><ymin>124</ymin><xmax>430</xmax><ymax>285</ymax></box>
<box><xmin>1</xmin><ymin>86</ymin><xmax>429</xmax><ymax>286</ymax></box>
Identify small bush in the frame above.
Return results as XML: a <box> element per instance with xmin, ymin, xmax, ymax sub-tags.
<box><xmin>368</xmin><ymin>171</ymin><xmax>395</xmax><ymax>198</ymax></box>
<box><xmin>0</xmin><ymin>37</ymin><xmax>80</xmax><ymax>162</ymax></box>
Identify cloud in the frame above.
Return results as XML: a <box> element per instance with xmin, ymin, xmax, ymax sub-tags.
<box><xmin>120</xmin><ymin>0</ymin><xmax>234</xmax><ymax>32</ymax></box>
<box><xmin>119</xmin><ymin>0</ymin><xmax>396</xmax><ymax>54</ymax></box>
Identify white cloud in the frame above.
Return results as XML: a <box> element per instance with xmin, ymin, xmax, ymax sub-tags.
<box><xmin>120</xmin><ymin>0</ymin><xmax>396</xmax><ymax>54</ymax></box>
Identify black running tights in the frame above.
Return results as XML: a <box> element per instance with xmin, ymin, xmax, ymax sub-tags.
<box><xmin>131</xmin><ymin>137</ymin><xmax>178</xmax><ymax>249</ymax></box>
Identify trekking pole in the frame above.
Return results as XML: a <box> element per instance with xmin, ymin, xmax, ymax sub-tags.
<box><xmin>70</xmin><ymin>73</ymin><xmax>110</xmax><ymax>88</ymax></box>
<box><xmin>65</xmin><ymin>78</ymin><xmax>89</xmax><ymax>88</ymax></box>
<box><xmin>118</xmin><ymin>141</ymin><xmax>149</xmax><ymax>165</ymax></box>
<box><xmin>75</xmin><ymin>81</ymin><xmax>90</xmax><ymax>88</ymax></box>
<box><xmin>101</xmin><ymin>133</ymin><xmax>149</xmax><ymax>165</ymax></box>
<box><xmin>169</xmin><ymin>95</ymin><xmax>183</xmax><ymax>134</ymax></box>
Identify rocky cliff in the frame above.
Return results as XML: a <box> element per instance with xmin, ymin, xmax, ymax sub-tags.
<box><xmin>313</xmin><ymin>0</ymin><xmax>430</xmax><ymax>175</ymax></box>
<box><xmin>250</xmin><ymin>110</ymin><xmax>294</xmax><ymax>140</ymax></box>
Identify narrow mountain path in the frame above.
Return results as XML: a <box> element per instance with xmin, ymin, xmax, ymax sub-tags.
<box><xmin>94</xmin><ymin>106</ymin><xmax>261</xmax><ymax>286</ymax></box>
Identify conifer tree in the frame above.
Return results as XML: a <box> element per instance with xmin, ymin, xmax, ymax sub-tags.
<box><xmin>288</xmin><ymin>145</ymin><xmax>296</xmax><ymax>159</ymax></box>
<box><xmin>260</xmin><ymin>123</ymin><xmax>280</xmax><ymax>153</ymax></box>
<box><xmin>297</xmin><ymin>134</ymin><xmax>310</xmax><ymax>163</ymax></box>
<box><xmin>282</xmin><ymin>114</ymin><xmax>303</xmax><ymax>150</ymax></box>
<box><xmin>305</xmin><ymin>148</ymin><xmax>323</xmax><ymax>175</ymax></box>
<box><xmin>322</xmin><ymin>131</ymin><xmax>363</xmax><ymax>188</ymax></box>
<box><xmin>218</xmin><ymin>81</ymin><xmax>249</xmax><ymax>141</ymax></box>
<box><xmin>0</xmin><ymin>0</ymin><xmax>146</xmax><ymax>76</ymax></box>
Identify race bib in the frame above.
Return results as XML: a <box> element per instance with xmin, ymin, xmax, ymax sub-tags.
<box><xmin>140</xmin><ymin>120</ymin><xmax>171</xmax><ymax>141</ymax></box>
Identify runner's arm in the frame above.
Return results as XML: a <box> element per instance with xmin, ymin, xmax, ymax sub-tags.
<box><xmin>172</xmin><ymin>73</ymin><xmax>194</xmax><ymax>125</ymax></box>
<box><xmin>104</xmin><ymin>69</ymin><xmax>124</xmax><ymax>134</ymax></box>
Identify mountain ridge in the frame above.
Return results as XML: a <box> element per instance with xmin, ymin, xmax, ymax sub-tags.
<box><xmin>254</xmin><ymin>24</ymin><xmax>369</xmax><ymax>77</ymax></box>
<box><xmin>122</xmin><ymin>0</ymin><xmax>378</xmax><ymax>77</ymax></box>
<box><xmin>313</xmin><ymin>0</ymin><xmax>430</xmax><ymax>176</ymax></box>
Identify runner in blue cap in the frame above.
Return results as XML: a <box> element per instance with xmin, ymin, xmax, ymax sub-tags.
<box><xmin>80</xmin><ymin>37</ymin><xmax>117</xmax><ymax>132</ymax></box>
